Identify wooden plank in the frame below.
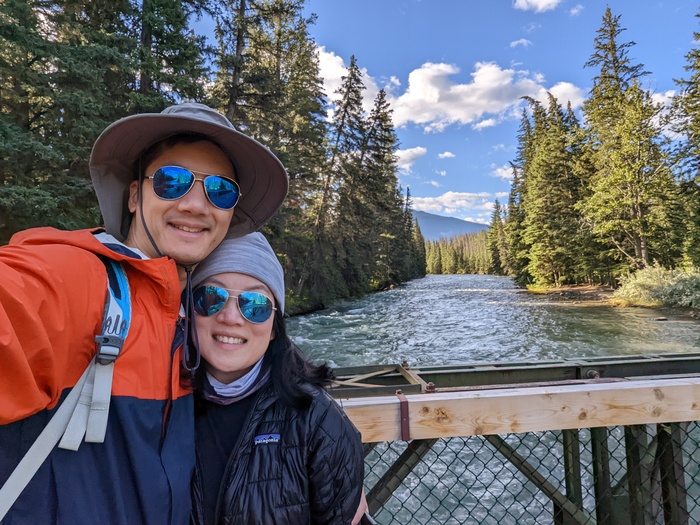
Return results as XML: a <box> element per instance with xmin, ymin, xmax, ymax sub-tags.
<box><xmin>335</xmin><ymin>377</ymin><xmax>700</xmax><ymax>443</ymax></box>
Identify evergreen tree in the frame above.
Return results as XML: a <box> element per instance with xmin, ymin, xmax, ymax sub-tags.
<box><xmin>411</xmin><ymin>219</ymin><xmax>427</xmax><ymax>277</ymax></box>
<box><xmin>362</xmin><ymin>89</ymin><xmax>405</xmax><ymax>289</ymax></box>
<box><xmin>580</xmin><ymin>8</ymin><xmax>679</xmax><ymax>270</ymax></box>
<box><xmin>520</xmin><ymin>95</ymin><xmax>582</xmax><ymax>286</ymax></box>
<box><xmin>312</xmin><ymin>55</ymin><xmax>365</xmax><ymax>239</ymax></box>
<box><xmin>131</xmin><ymin>0</ymin><xmax>207</xmax><ymax>112</ymax></box>
<box><xmin>316</xmin><ymin>55</ymin><xmax>367</xmax><ymax>298</ymax></box>
<box><xmin>672</xmin><ymin>6</ymin><xmax>700</xmax><ymax>266</ymax></box>
<box><xmin>487</xmin><ymin>200</ymin><xmax>506</xmax><ymax>275</ymax></box>
<box><xmin>0</xmin><ymin>0</ymin><xmax>130</xmax><ymax>241</ymax></box>
<box><xmin>505</xmin><ymin>111</ymin><xmax>534</xmax><ymax>285</ymax></box>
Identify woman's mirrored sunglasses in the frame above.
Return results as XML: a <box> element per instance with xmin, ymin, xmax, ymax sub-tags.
<box><xmin>147</xmin><ymin>166</ymin><xmax>241</xmax><ymax>210</ymax></box>
<box><xmin>193</xmin><ymin>285</ymin><xmax>276</xmax><ymax>324</ymax></box>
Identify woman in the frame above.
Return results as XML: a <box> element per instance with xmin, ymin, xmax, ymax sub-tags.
<box><xmin>189</xmin><ymin>232</ymin><xmax>367</xmax><ymax>525</ymax></box>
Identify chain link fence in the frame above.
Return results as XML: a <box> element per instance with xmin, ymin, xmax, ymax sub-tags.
<box><xmin>363</xmin><ymin>421</ymin><xmax>700</xmax><ymax>524</ymax></box>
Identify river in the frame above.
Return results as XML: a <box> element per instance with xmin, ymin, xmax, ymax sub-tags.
<box><xmin>288</xmin><ymin>274</ymin><xmax>700</xmax><ymax>367</ymax></box>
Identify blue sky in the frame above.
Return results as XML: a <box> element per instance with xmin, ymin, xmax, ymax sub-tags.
<box><xmin>298</xmin><ymin>0</ymin><xmax>699</xmax><ymax>223</ymax></box>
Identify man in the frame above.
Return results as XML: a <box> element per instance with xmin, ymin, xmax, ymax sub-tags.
<box><xmin>0</xmin><ymin>103</ymin><xmax>288</xmax><ymax>524</ymax></box>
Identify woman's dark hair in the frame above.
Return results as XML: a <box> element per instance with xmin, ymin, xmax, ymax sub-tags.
<box><xmin>267</xmin><ymin>310</ymin><xmax>335</xmax><ymax>409</ymax></box>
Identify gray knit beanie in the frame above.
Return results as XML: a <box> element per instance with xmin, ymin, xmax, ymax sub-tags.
<box><xmin>192</xmin><ymin>232</ymin><xmax>285</xmax><ymax>314</ymax></box>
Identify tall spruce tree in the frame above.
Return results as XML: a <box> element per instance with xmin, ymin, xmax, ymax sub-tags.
<box><xmin>362</xmin><ymin>89</ymin><xmax>405</xmax><ymax>289</ymax></box>
<box><xmin>0</xmin><ymin>0</ymin><xmax>133</xmax><ymax>241</ymax></box>
<box><xmin>580</xmin><ymin>8</ymin><xmax>679</xmax><ymax>270</ymax></box>
<box><xmin>672</xmin><ymin>6</ymin><xmax>700</xmax><ymax>266</ymax></box>
<box><xmin>307</xmin><ymin>55</ymin><xmax>366</xmax><ymax>300</ymax></box>
<box><xmin>520</xmin><ymin>94</ymin><xmax>583</xmax><ymax>285</ymax></box>
<box><xmin>505</xmin><ymin>110</ymin><xmax>534</xmax><ymax>285</ymax></box>
<box><xmin>131</xmin><ymin>0</ymin><xmax>207</xmax><ymax>112</ymax></box>
<box><xmin>487</xmin><ymin>199</ymin><xmax>507</xmax><ymax>275</ymax></box>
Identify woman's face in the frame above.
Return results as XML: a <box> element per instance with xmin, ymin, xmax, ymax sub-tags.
<box><xmin>195</xmin><ymin>272</ymin><xmax>275</xmax><ymax>384</ymax></box>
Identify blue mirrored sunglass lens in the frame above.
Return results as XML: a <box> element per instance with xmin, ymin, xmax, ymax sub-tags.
<box><xmin>193</xmin><ymin>286</ymin><xmax>229</xmax><ymax>316</ymax></box>
<box><xmin>237</xmin><ymin>292</ymin><xmax>274</xmax><ymax>323</ymax></box>
<box><xmin>153</xmin><ymin>167</ymin><xmax>194</xmax><ymax>199</ymax></box>
<box><xmin>203</xmin><ymin>176</ymin><xmax>240</xmax><ymax>209</ymax></box>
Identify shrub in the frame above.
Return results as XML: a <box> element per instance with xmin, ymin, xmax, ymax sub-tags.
<box><xmin>613</xmin><ymin>265</ymin><xmax>700</xmax><ymax>309</ymax></box>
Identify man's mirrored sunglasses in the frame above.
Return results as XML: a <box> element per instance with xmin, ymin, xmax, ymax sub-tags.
<box><xmin>147</xmin><ymin>166</ymin><xmax>241</xmax><ymax>210</ymax></box>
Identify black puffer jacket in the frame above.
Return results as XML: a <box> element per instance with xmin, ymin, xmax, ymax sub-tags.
<box><xmin>191</xmin><ymin>381</ymin><xmax>364</xmax><ymax>525</ymax></box>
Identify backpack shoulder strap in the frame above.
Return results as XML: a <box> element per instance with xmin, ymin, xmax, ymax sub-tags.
<box><xmin>60</xmin><ymin>258</ymin><xmax>132</xmax><ymax>449</ymax></box>
<box><xmin>0</xmin><ymin>259</ymin><xmax>131</xmax><ymax>521</ymax></box>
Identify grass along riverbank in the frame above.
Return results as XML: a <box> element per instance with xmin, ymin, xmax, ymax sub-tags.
<box><xmin>612</xmin><ymin>265</ymin><xmax>700</xmax><ymax>310</ymax></box>
<box><xmin>527</xmin><ymin>265</ymin><xmax>700</xmax><ymax>313</ymax></box>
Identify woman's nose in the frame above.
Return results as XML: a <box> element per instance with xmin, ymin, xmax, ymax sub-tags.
<box><xmin>216</xmin><ymin>299</ymin><xmax>245</xmax><ymax>325</ymax></box>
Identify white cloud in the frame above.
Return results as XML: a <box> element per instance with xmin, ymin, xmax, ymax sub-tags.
<box><xmin>317</xmin><ymin>49</ymin><xmax>587</xmax><ymax>134</ymax></box>
<box><xmin>435</xmin><ymin>170</ymin><xmax>447</xmax><ymax>177</ymax></box>
<box><xmin>317</xmin><ymin>48</ymin><xmax>347</xmax><ymax>103</ymax></box>
<box><xmin>491</xmin><ymin>164</ymin><xmax>514</xmax><ymax>181</ymax></box>
<box><xmin>412</xmin><ymin>191</ymin><xmax>496</xmax><ymax>217</ymax></box>
<box><xmin>651</xmin><ymin>89</ymin><xmax>675</xmax><ymax>108</ymax></box>
<box><xmin>396</xmin><ymin>146</ymin><xmax>428</xmax><ymax>172</ymax></box>
<box><xmin>569</xmin><ymin>4</ymin><xmax>584</xmax><ymax>16</ymax></box>
<box><xmin>428</xmin><ymin>180</ymin><xmax>442</xmax><ymax>187</ymax></box>
<box><xmin>513</xmin><ymin>0</ymin><xmax>562</xmax><ymax>13</ymax></box>
<box><xmin>389</xmin><ymin>61</ymin><xmax>557</xmax><ymax>132</ymax></box>
<box><xmin>549</xmin><ymin>82</ymin><xmax>586</xmax><ymax>108</ymax></box>
<box><xmin>438</xmin><ymin>151</ymin><xmax>455</xmax><ymax>159</ymax></box>
<box><xmin>473</xmin><ymin>118</ymin><xmax>498</xmax><ymax>130</ymax></box>
<box><xmin>510</xmin><ymin>39</ymin><xmax>533</xmax><ymax>48</ymax></box>
<box><xmin>651</xmin><ymin>90</ymin><xmax>680</xmax><ymax>139</ymax></box>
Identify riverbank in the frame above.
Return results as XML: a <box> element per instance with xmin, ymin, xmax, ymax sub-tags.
<box><xmin>526</xmin><ymin>284</ymin><xmax>700</xmax><ymax>319</ymax></box>
<box><xmin>525</xmin><ymin>284</ymin><xmax>614</xmax><ymax>305</ymax></box>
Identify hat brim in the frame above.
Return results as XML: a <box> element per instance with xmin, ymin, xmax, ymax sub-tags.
<box><xmin>89</xmin><ymin>112</ymin><xmax>289</xmax><ymax>241</ymax></box>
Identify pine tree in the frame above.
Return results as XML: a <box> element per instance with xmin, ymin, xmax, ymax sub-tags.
<box><xmin>672</xmin><ymin>6</ymin><xmax>700</xmax><ymax>266</ymax></box>
<box><xmin>519</xmin><ymin>94</ymin><xmax>584</xmax><ymax>285</ymax></box>
<box><xmin>131</xmin><ymin>0</ymin><xmax>207</xmax><ymax>112</ymax></box>
<box><xmin>362</xmin><ymin>89</ymin><xmax>405</xmax><ymax>289</ymax></box>
<box><xmin>580</xmin><ymin>8</ymin><xmax>679</xmax><ymax>270</ymax></box>
<box><xmin>505</xmin><ymin>110</ymin><xmax>533</xmax><ymax>285</ymax></box>
<box><xmin>487</xmin><ymin>200</ymin><xmax>506</xmax><ymax>275</ymax></box>
<box><xmin>312</xmin><ymin>55</ymin><xmax>365</xmax><ymax>239</ymax></box>
<box><xmin>0</xmin><ymin>0</ymin><xmax>132</xmax><ymax>241</ymax></box>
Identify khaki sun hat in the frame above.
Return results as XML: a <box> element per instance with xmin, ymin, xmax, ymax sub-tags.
<box><xmin>89</xmin><ymin>102</ymin><xmax>289</xmax><ymax>241</ymax></box>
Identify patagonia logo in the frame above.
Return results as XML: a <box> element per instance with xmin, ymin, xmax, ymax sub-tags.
<box><xmin>254</xmin><ymin>433</ymin><xmax>280</xmax><ymax>445</ymax></box>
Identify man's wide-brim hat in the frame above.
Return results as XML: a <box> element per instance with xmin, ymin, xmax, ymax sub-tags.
<box><xmin>89</xmin><ymin>102</ymin><xmax>289</xmax><ymax>241</ymax></box>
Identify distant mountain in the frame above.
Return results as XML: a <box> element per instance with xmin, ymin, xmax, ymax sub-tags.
<box><xmin>412</xmin><ymin>210</ymin><xmax>488</xmax><ymax>241</ymax></box>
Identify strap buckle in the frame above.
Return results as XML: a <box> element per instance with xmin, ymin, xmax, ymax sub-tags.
<box><xmin>94</xmin><ymin>335</ymin><xmax>124</xmax><ymax>364</ymax></box>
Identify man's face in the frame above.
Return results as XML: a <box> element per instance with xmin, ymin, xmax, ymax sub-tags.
<box><xmin>126</xmin><ymin>140</ymin><xmax>236</xmax><ymax>266</ymax></box>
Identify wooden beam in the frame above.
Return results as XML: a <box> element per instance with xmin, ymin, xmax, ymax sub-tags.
<box><xmin>335</xmin><ymin>377</ymin><xmax>700</xmax><ymax>443</ymax></box>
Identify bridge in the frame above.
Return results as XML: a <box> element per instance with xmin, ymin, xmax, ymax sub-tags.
<box><xmin>332</xmin><ymin>353</ymin><xmax>700</xmax><ymax>524</ymax></box>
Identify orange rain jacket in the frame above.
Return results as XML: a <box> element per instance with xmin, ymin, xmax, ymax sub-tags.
<box><xmin>0</xmin><ymin>227</ymin><xmax>194</xmax><ymax>524</ymax></box>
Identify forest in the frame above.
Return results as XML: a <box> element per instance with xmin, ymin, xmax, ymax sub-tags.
<box><xmin>0</xmin><ymin>0</ymin><xmax>426</xmax><ymax>314</ymax></box>
<box><xmin>483</xmin><ymin>8</ymin><xmax>700</xmax><ymax>288</ymax></box>
<box><xmin>4</xmin><ymin>2</ymin><xmax>700</xmax><ymax>311</ymax></box>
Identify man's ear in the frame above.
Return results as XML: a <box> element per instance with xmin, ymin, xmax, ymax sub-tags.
<box><xmin>128</xmin><ymin>180</ymin><xmax>140</xmax><ymax>213</ymax></box>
